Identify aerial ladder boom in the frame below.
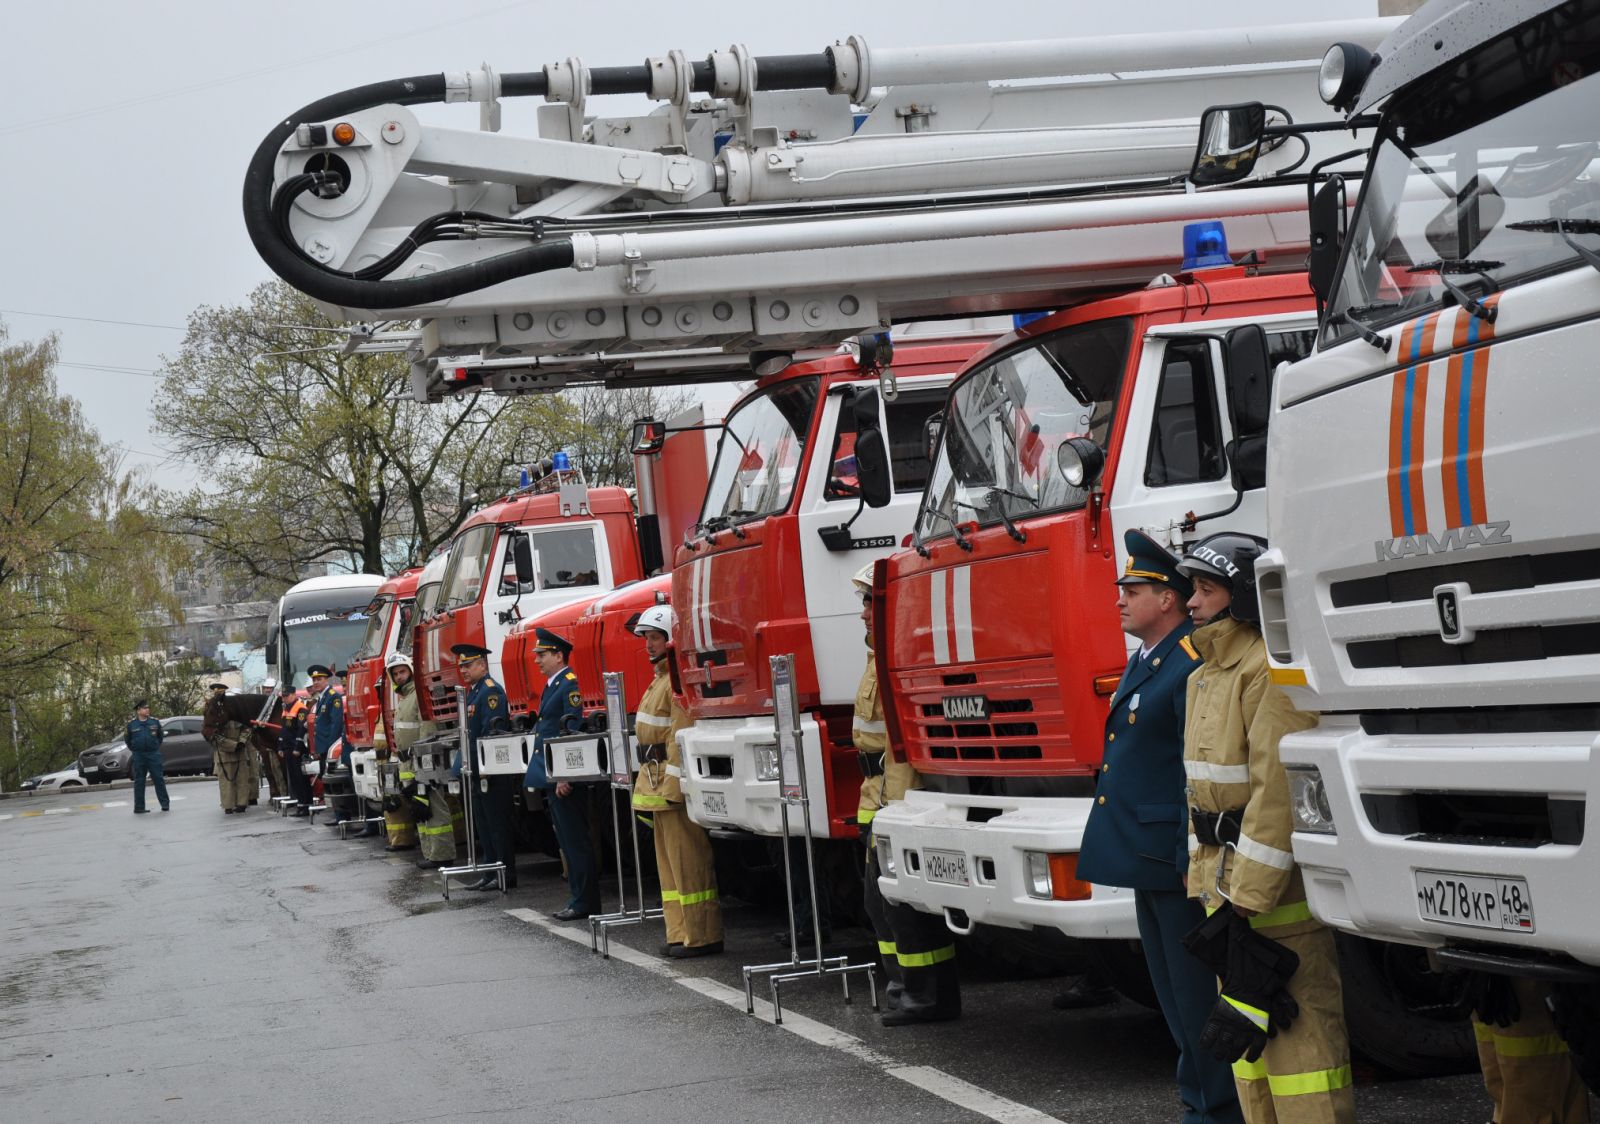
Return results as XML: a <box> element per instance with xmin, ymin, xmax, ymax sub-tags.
<box><xmin>245</xmin><ymin>20</ymin><xmax>1395</xmax><ymax>381</ymax></box>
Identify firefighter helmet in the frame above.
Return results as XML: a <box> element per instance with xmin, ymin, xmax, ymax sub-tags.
<box><xmin>1177</xmin><ymin>532</ymin><xmax>1268</xmax><ymax>624</ymax></box>
<box><xmin>385</xmin><ymin>652</ymin><xmax>412</xmax><ymax>671</ymax></box>
<box><xmin>633</xmin><ymin>604</ymin><xmax>675</xmax><ymax>637</ymax></box>
<box><xmin>851</xmin><ymin>562</ymin><xmax>875</xmax><ymax>597</ymax></box>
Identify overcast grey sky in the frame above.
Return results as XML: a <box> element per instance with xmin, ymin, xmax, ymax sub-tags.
<box><xmin>2</xmin><ymin>0</ymin><xmax>1379</xmax><ymax>490</ymax></box>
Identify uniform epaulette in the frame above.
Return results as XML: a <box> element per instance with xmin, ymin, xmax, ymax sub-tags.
<box><xmin>563</xmin><ymin>669</ymin><xmax>577</xmax><ymax>681</ymax></box>
<box><xmin>1179</xmin><ymin>636</ymin><xmax>1201</xmax><ymax>662</ymax></box>
<box><xmin>484</xmin><ymin>677</ymin><xmax>496</xmax><ymax>687</ymax></box>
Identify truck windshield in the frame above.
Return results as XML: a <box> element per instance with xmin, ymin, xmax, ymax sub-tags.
<box><xmin>918</xmin><ymin>318</ymin><xmax>1132</xmax><ymax>540</ymax></box>
<box><xmin>440</xmin><ymin>524</ymin><xmax>496</xmax><ymax>610</ymax></box>
<box><xmin>1325</xmin><ymin>21</ymin><xmax>1600</xmax><ymax>344</ymax></box>
<box><xmin>351</xmin><ymin>596</ymin><xmax>395</xmax><ymax>660</ymax></box>
<box><xmin>700</xmin><ymin>377</ymin><xmax>820</xmax><ymax>528</ymax></box>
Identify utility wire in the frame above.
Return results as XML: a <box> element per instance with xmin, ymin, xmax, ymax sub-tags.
<box><xmin>0</xmin><ymin>308</ymin><xmax>183</xmax><ymax>331</ymax></box>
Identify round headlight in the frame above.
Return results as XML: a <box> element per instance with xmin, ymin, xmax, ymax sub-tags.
<box><xmin>1056</xmin><ymin>437</ymin><xmax>1105</xmax><ymax>488</ymax></box>
<box><xmin>1318</xmin><ymin>43</ymin><xmax>1374</xmax><ymax>112</ymax></box>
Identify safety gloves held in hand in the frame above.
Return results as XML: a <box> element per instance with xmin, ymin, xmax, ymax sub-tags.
<box><xmin>1184</xmin><ymin>909</ymin><xmax>1301</xmax><ymax>1063</ymax></box>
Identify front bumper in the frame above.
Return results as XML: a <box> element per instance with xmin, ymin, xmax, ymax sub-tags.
<box><xmin>1282</xmin><ymin>717</ymin><xmax>1600</xmax><ymax>967</ymax></box>
<box><xmin>349</xmin><ymin>749</ymin><xmax>381</xmax><ymax>803</ymax></box>
<box><xmin>870</xmin><ymin>790</ymin><xmax>1137</xmax><ymax>940</ymax></box>
<box><xmin>678</xmin><ymin>716</ymin><xmax>833</xmax><ymax>838</ymax></box>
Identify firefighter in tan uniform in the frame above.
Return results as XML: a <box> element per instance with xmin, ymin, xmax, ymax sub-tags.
<box><xmin>853</xmin><ymin>563</ymin><xmax>960</xmax><ymax>1026</ymax></box>
<box><xmin>1177</xmin><ymin>533</ymin><xmax>1352</xmax><ymax>1124</ymax></box>
<box><xmin>372</xmin><ymin>652</ymin><xmax>429</xmax><ymax>852</ymax></box>
<box><xmin>632</xmin><ymin>605</ymin><xmax>723</xmax><ymax>956</ymax></box>
<box><xmin>1467</xmin><ymin>974</ymin><xmax>1589</xmax><ymax>1124</ymax></box>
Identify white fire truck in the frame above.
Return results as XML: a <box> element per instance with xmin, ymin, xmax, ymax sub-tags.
<box><xmin>1205</xmin><ymin>0</ymin><xmax>1600</xmax><ymax>1086</ymax></box>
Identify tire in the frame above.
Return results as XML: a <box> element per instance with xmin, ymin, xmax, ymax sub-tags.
<box><xmin>1549</xmin><ymin>983</ymin><xmax>1600</xmax><ymax>1097</ymax></box>
<box><xmin>1336</xmin><ymin>933</ymin><xmax>1477</xmax><ymax>1078</ymax></box>
<box><xmin>62</xmin><ymin>780</ymin><xmax>83</xmax><ymax>788</ymax></box>
<box><xmin>1088</xmin><ymin>937</ymin><xmax>1161</xmax><ymax>1010</ymax></box>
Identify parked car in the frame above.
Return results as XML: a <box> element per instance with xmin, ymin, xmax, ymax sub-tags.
<box><xmin>78</xmin><ymin>717</ymin><xmax>213</xmax><ymax>782</ymax></box>
<box><xmin>19</xmin><ymin>774</ymin><xmax>44</xmax><ymax>791</ymax></box>
<box><xmin>30</xmin><ymin>766</ymin><xmax>89</xmax><ymax>792</ymax></box>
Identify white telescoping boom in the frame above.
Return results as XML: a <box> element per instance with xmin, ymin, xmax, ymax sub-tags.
<box><xmin>244</xmin><ymin>19</ymin><xmax>1395</xmax><ymax>396</ymax></box>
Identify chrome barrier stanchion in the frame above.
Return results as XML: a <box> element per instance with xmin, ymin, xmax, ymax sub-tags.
<box><xmin>590</xmin><ymin>672</ymin><xmax>663</xmax><ymax>956</ymax></box>
<box><xmin>439</xmin><ymin>685</ymin><xmax>506</xmax><ymax>899</ymax></box>
<box><xmin>741</xmin><ymin>655</ymin><xmax>878</xmax><ymax>1025</ymax></box>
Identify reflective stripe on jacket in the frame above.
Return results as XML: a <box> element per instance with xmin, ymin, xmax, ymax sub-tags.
<box><xmin>634</xmin><ymin>660</ymin><xmax>686</xmax><ymax>808</ymax></box>
<box><xmin>1184</xmin><ymin>616</ymin><xmax>1318</xmax><ymax>929</ymax></box>
<box><xmin>855</xmin><ymin>653</ymin><xmax>918</xmax><ymax>826</ymax></box>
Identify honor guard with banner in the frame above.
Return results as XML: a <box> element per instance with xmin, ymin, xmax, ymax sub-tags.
<box><xmin>203</xmin><ymin>684</ymin><xmax>255</xmax><ymax>814</ymax></box>
<box><xmin>854</xmin><ymin>564</ymin><xmax>959</xmax><ymax>1027</ymax></box>
<box><xmin>523</xmin><ymin>628</ymin><xmax>601</xmax><ymax>918</ymax></box>
<box><xmin>372</xmin><ymin>652</ymin><xmax>428</xmax><ymax>852</ymax></box>
<box><xmin>1176</xmin><ymin>533</ymin><xmax>1353</xmax><ymax>1124</ymax></box>
<box><xmin>455</xmin><ymin>643</ymin><xmax>516</xmax><ymax>891</ymax></box>
<box><xmin>1079</xmin><ymin>531</ymin><xmax>1242</xmax><ymax>1124</ymax></box>
<box><xmin>631</xmin><ymin>605</ymin><xmax>723</xmax><ymax>957</ymax></box>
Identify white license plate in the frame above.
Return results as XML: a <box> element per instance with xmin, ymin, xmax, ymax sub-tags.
<box><xmin>700</xmin><ymin>791</ymin><xmax>728</xmax><ymax>819</ymax></box>
<box><xmin>1415</xmin><ymin>869</ymin><xmax>1535</xmax><ymax>933</ymax></box>
<box><xmin>563</xmin><ymin>747</ymin><xmax>587</xmax><ymax>770</ymax></box>
<box><xmin>494</xmin><ymin>746</ymin><xmax>512</xmax><ymax>765</ymax></box>
<box><xmin>923</xmin><ymin>849</ymin><xmax>971</xmax><ymax>887</ymax></box>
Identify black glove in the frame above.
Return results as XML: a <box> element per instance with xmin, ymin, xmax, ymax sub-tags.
<box><xmin>1199</xmin><ymin>915</ymin><xmax>1301</xmax><ymax>1063</ymax></box>
<box><xmin>400</xmin><ymin>781</ymin><xmax>419</xmax><ymax>803</ymax></box>
<box><xmin>1182</xmin><ymin>907</ymin><xmax>1235</xmax><ymax>980</ymax></box>
<box><xmin>1462</xmin><ymin>972</ymin><xmax>1520</xmax><ymax>1028</ymax></box>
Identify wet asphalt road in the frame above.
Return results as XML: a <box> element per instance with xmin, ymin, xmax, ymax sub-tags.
<box><xmin>0</xmin><ymin>780</ymin><xmax>1528</xmax><ymax>1124</ymax></box>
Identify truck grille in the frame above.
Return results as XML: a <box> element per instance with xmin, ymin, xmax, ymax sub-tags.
<box><xmin>903</xmin><ymin>669</ymin><xmax>1049</xmax><ymax>765</ymax></box>
<box><xmin>1332</xmin><ymin>548</ymin><xmax>1600</xmax><ymax>607</ymax></box>
<box><xmin>1361</xmin><ymin>791</ymin><xmax>1585</xmax><ymax>848</ymax></box>
<box><xmin>1347</xmin><ymin>624</ymin><xmax>1600</xmax><ymax>668</ymax></box>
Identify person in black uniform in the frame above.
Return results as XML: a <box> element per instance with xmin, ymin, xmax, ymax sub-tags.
<box><xmin>1078</xmin><ymin>530</ymin><xmax>1242</xmax><ymax>1124</ymax></box>
<box><xmin>455</xmin><ymin>643</ymin><xmax>516</xmax><ymax>892</ymax></box>
<box><xmin>278</xmin><ymin>684</ymin><xmax>314</xmax><ymax>816</ymax></box>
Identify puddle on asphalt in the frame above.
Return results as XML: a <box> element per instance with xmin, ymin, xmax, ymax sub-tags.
<box><xmin>0</xmin><ymin>945</ymin><xmax>110</xmax><ymax>1027</ymax></box>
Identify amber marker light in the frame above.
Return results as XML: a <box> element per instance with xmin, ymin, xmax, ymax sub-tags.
<box><xmin>332</xmin><ymin>122</ymin><xmax>357</xmax><ymax>145</ymax></box>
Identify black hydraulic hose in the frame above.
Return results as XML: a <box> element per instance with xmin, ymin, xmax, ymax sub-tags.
<box><xmin>239</xmin><ymin>49</ymin><xmax>844</xmax><ymax>309</ymax></box>
<box><xmin>243</xmin><ymin>72</ymin><xmax>577</xmax><ymax>309</ymax></box>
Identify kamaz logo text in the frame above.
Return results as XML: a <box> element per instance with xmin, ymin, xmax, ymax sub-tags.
<box><xmin>1374</xmin><ymin>521</ymin><xmax>1512</xmax><ymax>561</ymax></box>
<box><xmin>941</xmin><ymin>695</ymin><xmax>990</xmax><ymax>721</ymax></box>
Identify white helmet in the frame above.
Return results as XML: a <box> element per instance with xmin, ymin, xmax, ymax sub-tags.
<box><xmin>385</xmin><ymin>652</ymin><xmax>413</xmax><ymax>670</ymax></box>
<box><xmin>633</xmin><ymin>604</ymin><xmax>675</xmax><ymax>637</ymax></box>
<box><xmin>851</xmin><ymin>562</ymin><xmax>875</xmax><ymax>596</ymax></box>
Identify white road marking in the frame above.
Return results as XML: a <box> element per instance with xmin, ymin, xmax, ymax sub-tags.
<box><xmin>43</xmin><ymin>808</ymin><xmax>71</xmax><ymax>815</ymax></box>
<box><xmin>0</xmin><ymin>814</ymin><xmax>12</xmax><ymax>822</ymax></box>
<box><xmin>104</xmin><ymin>801</ymin><xmax>128</xmax><ymax>808</ymax></box>
<box><xmin>507</xmin><ymin>908</ymin><xmax>1064</xmax><ymax>1124</ymax></box>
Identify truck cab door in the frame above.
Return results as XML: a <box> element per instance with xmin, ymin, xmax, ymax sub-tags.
<box><xmin>1107</xmin><ymin>333</ymin><xmax>1257</xmax><ymax>582</ymax></box>
<box><xmin>795</xmin><ymin>381</ymin><xmax>947</xmax><ymax>705</ymax></box>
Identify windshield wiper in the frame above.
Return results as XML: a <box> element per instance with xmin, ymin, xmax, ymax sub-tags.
<box><xmin>1406</xmin><ymin>260</ymin><xmax>1502</xmax><ymax>324</ymax></box>
<box><xmin>1330</xmin><ymin>305</ymin><xmax>1393</xmax><ymax>353</ymax></box>
<box><xmin>920</xmin><ymin>505</ymin><xmax>974</xmax><ymax>553</ymax></box>
<box><xmin>958</xmin><ymin>487</ymin><xmax>1030</xmax><ymax>543</ymax></box>
<box><xmin>1343</xmin><ymin>300</ymin><xmax>1404</xmax><ymax>319</ymax></box>
<box><xmin>1508</xmin><ymin>217</ymin><xmax>1600</xmax><ymax>275</ymax></box>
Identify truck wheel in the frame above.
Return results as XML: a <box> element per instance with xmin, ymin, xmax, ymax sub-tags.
<box><xmin>957</xmin><ymin>923</ymin><xmax>1091</xmax><ymax>980</ymax></box>
<box><xmin>1549</xmin><ymin>983</ymin><xmax>1600</xmax><ymax>1096</ymax></box>
<box><xmin>1336</xmin><ymin>934</ymin><xmax>1476</xmax><ymax>1078</ymax></box>
<box><xmin>1087</xmin><ymin>938</ymin><xmax>1160</xmax><ymax>1010</ymax></box>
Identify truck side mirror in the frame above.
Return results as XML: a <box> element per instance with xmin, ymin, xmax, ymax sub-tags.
<box><xmin>1190</xmin><ymin>103</ymin><xmax>1266</xmax><ymax>187</ymax></box>
<box><xmin>1223</xmin><ymin>324</ymin><xmax>1273</xmax><ymax>492</ymax></box>
<box><xmin>1308</xmin><ymin>175</ymin><xmax>1347</xmax><ymax>305</ymax></box>
<box><xmin>923</xmin><ymin>410</ymin><xmax>945</xmax><ymax>464</ymax></box>
<box><xmin>851</xmin><ymin>387</ymin><xmax>892</xmax><ymax>509</ymax></box>
<box><xmin>512</xmin><ymin>534</ymin><xmax>535</xmax><ymax>586</ymax></box>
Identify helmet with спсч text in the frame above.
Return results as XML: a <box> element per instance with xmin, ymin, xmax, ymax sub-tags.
<box><xmin>1177</xmin><ymin>532</ymin><xmax>1268</xmax><ymax>625</ymax></box>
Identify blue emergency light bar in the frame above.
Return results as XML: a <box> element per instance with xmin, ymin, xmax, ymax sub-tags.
<box><xmin>1182</xmin><ymin>221</ymin><xmax>1232</xmax><ymax>271</ymax></box>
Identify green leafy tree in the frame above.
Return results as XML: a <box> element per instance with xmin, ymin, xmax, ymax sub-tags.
<box><xmin>17</xmin><ymin>657</ymin><xmax>209</xmax><ymax>778</ymax></box>
<box><xmin>0</xmin><ymin>321</ymin><xmax>182</xmax><ymax>785</ymax></box>
<box><xmin>153</xmin><ymin>282</ymin><xmax>684</xmax><ymax>583</ymax></box>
